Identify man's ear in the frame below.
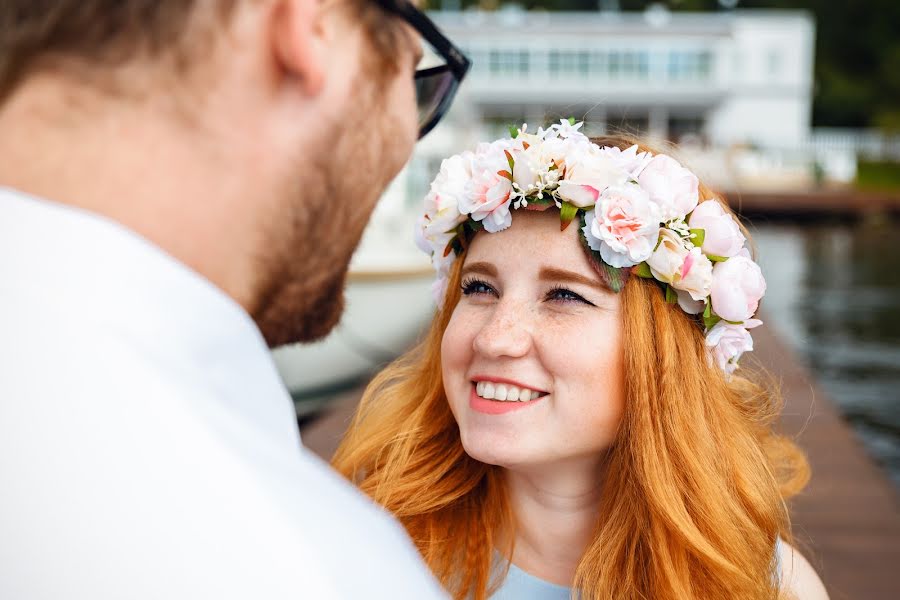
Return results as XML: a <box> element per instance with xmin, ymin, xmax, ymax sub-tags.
<box><xmin>272</xmin><ymin>0</ymin><xmax>326</xmax><ymax>96</ymax></box>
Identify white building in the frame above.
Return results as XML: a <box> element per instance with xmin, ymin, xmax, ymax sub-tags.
<box><xmin>428</xmin><ymin>7</ymin><xmax>816</xmax><ymax>149</ymax></box>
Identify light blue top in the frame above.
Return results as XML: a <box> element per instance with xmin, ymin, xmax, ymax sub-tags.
<box><xmin>489</xmin><ymin>539</ymin><xmax>784</xmax><ymax>599</ymax></box>
<box><xmin>489</xmin><ymin>563</ymin><xmax>572</xmax><ymax>600</ymax></box>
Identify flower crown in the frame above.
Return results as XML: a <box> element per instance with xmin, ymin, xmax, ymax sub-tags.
<box><xmin>414</xmin><ymin>120</ymin><xmax>766</xmax><ymax>374</ymax></box>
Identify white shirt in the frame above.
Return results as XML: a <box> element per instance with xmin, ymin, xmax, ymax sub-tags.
<box><xmin>0</xmin><ymin>188</ymin><xmax>446</xmax><ymax>599</ymax></box>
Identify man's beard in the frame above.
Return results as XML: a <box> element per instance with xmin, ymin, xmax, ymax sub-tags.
<box><xmin>252</xmin><ymin>73</ymin><xmax>407</xmax><ymax>348</ymax></box>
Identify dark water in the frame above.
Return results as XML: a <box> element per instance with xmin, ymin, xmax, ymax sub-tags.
<box><xmin>752</xmin><ymin>220</ymin><xmax>900</xmax><ymax>488</ymax></box>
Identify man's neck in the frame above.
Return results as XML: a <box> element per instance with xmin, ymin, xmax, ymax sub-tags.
<box><xmin>504</xmin><ymin>457</ymin><xmax>606</xmax><ymax>587</ymax></box>
<box><xmin>0</xmin><ymin>75</ymin><xmax>262</xmax><ymax>312</ymax></box>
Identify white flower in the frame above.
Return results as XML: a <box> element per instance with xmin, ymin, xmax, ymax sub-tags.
<box><xmin>646</xmin><ymin>229</ymin><xmax>713</xmax><ymax>302</ymax></box>
<box><xmin>589</xmin><ymin>183</ymin><xmax>662</xmax><ymax>268</ymax></box>
<box><xmin>432</xmin><ymin>276</ymin><xmax>450</xmax><ymax>307</ymax></box>
<box><xmin>688</xmin><ymin>200</ymin><xmax>746</xmax><ymax>258</ymax></box>
<box><xmin>598</xmin><ymin>144</ymin><xmax>654</xmax><ymax>179</ymax></box>
<box><xmin>556</xmin><ymin>147</ymin><xmax>631</xmax><ymax>208</ymax></box>
<box><xmin>647</xmin><ymin>228</ymin><xmax>688</xmax><ymax>284</ymax></box>
<box><xmin>676</xmin><ymin>290</ymin><xmax>706</xmax><ymax>315</ymax></box>
<box><xmin>637</xmin><ymin>154</ymin><xmax>700</xmax><ymax>221</ymax></box>
<box><xmin>706</xmin><ymin>319</ymin><xmax>762</xmax><ymax>375</ymax></box>
<box><xmin>509</xmin><ymin>136</ymin><xmax>550</xmax><ymax>196</ymax></box>
<box><xmin>710</xmin><ymin>256</ymin><xmax>766</xmax><ymax>323</ymax></box>
<box><xmin>672</xmin><ymin>246</ymin><xmax>713</xmax><ymax>302</ymax></box>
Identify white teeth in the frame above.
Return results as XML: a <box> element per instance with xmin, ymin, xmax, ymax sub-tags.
<box><xmin>474</xmin><ymin>381</ymin><xmax>544</xmax><ymax>402</ymax></box>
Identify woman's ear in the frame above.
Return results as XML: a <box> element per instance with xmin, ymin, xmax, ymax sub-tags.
<box><xmin>272</xmin><ymin>0</ymin><xmax>326</xmax><ymax>96</ymax></box>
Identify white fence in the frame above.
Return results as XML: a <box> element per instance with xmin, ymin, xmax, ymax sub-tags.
<box><xmin>805</xmin><ymin>128</ymin><xmax>900</xmax><ymax>162</ymax></box>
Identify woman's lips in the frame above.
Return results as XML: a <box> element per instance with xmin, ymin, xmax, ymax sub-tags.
<box><xmin>468</xmin><ymin>384</ymin><xmax>547</xmax><ymax>415</ymax></box>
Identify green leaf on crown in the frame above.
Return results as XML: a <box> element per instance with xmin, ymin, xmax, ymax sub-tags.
<box><xmin>504</xmin><ymin>149</ymin><xmax>515</xmax><ymax>173</ymax></box>
<box><xmin>707</xmin><ymin>253</ymin><xmax>728</xmax><ymax>262</ymax></box>
<box><xmin>632</xmin><ymin>262</ymin><xmax>654</xmax><ymax>278</ymax></box>
<box><xmin>466</xmin><ymin>219</ymin><xmax>484</xmax><ymax>233</ymax></box>
<box><xmin>702</xmin><ymin>302</ymin><xmax>721</xmax><ymax>330</ymax></box>
<box><xmin>689</xmin><ymin>228</ymin><xmax>706</xmax><ymax>247</ymax></box>
<box><xmin>509</xmin><ymin>125</ymin><xmax>519</xmax><ymax>139</ymax></box>
<box><xmin>665</xmin><ymin>285</ymin><xmax>678</xmax><ymax>304</ymax></box>
<box><xmin>559</xmin><ymin>201</ymin><xmax>578</xmax><ymax>231</ymax></box>
<box><xmin>525</xmin><ymin>196</ymin><xmax>555</xmax><ymax>211</ymax></box>
<box><xmin>568</xmin><ymin>117</ymin><xmax>576</xmax><ymax>126</ymax></box>
<box><xmin>603</xmin><ymin>262</ymin><xmax>628</xmax><ymax>292</ymax></box>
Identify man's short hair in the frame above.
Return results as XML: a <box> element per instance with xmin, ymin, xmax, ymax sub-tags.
<box><xmin>0</xmin><ymin>0</ymin><xmax>405</xmax><ymax>103</ymax></box>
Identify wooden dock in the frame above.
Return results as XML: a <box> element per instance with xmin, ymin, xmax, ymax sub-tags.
<box><xmin>726</xmin><ymin>188</ymin><xmax>900</xmax><ymax>220</ymax></box>
<box><xmin>299</xmin><ymin>325</ymin><xmax>900</xmax><ymax>599</ymax></box>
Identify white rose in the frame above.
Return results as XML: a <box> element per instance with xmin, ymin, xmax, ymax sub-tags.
<box><xmin>557</xmin><ymin>147</ymin><xmax>631</xmax><ymax>208</ymax></box>
<box><xmin>672</xmin><ymin>247</ymin><xmax>713</xmax><ymax>302</ymax></box>
<box><xmin>646</xmin><ymin>228</ymin><xmax>688</xmax><ymax>284</ymax></box>
<box><xmin>688</xmin><ymin>200</ymin><xmax>746</xmax><ymax>258</ymax></box>
<box><xmin>710</xmin><ymin>256</ymin><xmax>766</xmax><ymax>323</ymax></box>
<box><xmin>598</xmin><ymin>144</ymin><xmax>654</xmax><ymax>179</ymax></box>
<box><xmin>705</xmin><ymin>319</ymin><xmax>762</xmax><ymax>375</ymax></box>
<box><xmin>637</xmin><ymin>154</ymin><xmax>700</xmax><ymax>221</ymax></box>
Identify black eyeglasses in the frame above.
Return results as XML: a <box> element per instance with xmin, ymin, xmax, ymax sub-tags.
<box><xmin>373</xmin><ymin>0</ymin><xmax>471</xmax><ymax>139</ymax></box>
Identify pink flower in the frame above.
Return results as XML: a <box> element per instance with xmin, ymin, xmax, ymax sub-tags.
<box><xmin>688</xmin><ymin>200</ymin><xmax>746</xmax><ymax>258</ymax></box>
<box><xmin>710</xmin><ymin>256</ymin><xmax>766</xmax><ymax>322</ymax></box>
<box><xmin>637</xmin><ymin>154</ymin><xmax>699</xmax><ymax>221</ymax></box>
<box><xmin>459</xmin><ymin>146</ymin><xmax>514</xmax><ymax>233</ymax></box>
<box><xmin>706</xmin><ymin>319</ymin><xmax>762</xmax><ymax>375</ymax></box>
<box><xmin>588</xmin><ymin>183</ymin><xmax>661</xmax><ymax>268</ymax></box>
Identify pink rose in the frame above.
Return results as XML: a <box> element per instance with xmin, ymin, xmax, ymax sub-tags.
<box><xmin>637</xmin><ymin>154</ymin><xmax>700</xmax><ymax>221</ymax></box>
<box><xmin>710</xmin><ymin>256</ymin><xmax>766</xmax><ymax>322</ymax></box>
<box><xmin>688</xmin><ymin>200</ymin><xmax>746</xmax><ymax>258</ymax></box>
<box><xmin>705</xmin><ymin>319</ymin><xmax>762</xmax><ymax>375</ymax></box>
<box><xmin>589</xmin><ymin>183</ymin><xmax>661</xmax><ymax>268</ymax></box>
<box><xmin>459</xmin><ymin>148</ymin><xmax>513</xmax><ymax>233</ymax></box>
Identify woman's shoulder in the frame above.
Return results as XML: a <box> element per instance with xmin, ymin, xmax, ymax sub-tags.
<box><xmin>777</xmin><ymin>539</ymin><xmax>830</xmax><ymax>600</ymax></box>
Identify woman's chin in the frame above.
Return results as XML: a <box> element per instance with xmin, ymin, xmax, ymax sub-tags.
<box><xmin>459</xmin><ymin>434</ymin><xmax>535</xmax><ymax>469</ymax></box>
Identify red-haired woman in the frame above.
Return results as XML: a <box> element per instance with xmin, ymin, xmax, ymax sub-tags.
<box><xmin>333</xmin><ymin>123</ymin><xmax>828</xmax><ymax>600</ymax></box>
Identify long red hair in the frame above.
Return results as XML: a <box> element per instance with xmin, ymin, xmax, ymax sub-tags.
<box><xmin>332</xmin><ymin>136</ymin><xmax>809</xmax><ymax>599</ymax></box>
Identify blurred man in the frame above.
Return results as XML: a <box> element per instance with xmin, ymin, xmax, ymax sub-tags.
<box><xmin>0</xmin><ymin>1</ymin><xmax>466</xmax><ymax>597</ymax></box>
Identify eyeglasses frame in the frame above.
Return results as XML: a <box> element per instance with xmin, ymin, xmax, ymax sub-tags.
<box><xmin>372</xmin><ymin>0</ymin><xmax>472</xmax><ymax>137</ymax></box>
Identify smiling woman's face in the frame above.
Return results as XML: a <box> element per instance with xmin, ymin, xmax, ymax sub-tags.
<box><xmin>441</xmin><ymin>210</ymin><xmax>626</xmax><ymax>470</ymax></box>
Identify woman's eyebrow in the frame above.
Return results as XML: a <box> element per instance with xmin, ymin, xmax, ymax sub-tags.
<box><xmin>539</xmin><ymin>266</ymin><xmax>606</xmax><ymax>292</ymax></box>
<box><xmin>461</xmin><ymin>261</ymin><xmax>497</xmax><ymax>278</ymax></box>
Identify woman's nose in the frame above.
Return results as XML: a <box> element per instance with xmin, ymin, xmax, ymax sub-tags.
<box><xmin>472</xmin><ymin>299</ymin><xmax>533</xmax><ymax>359</ymax></box>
